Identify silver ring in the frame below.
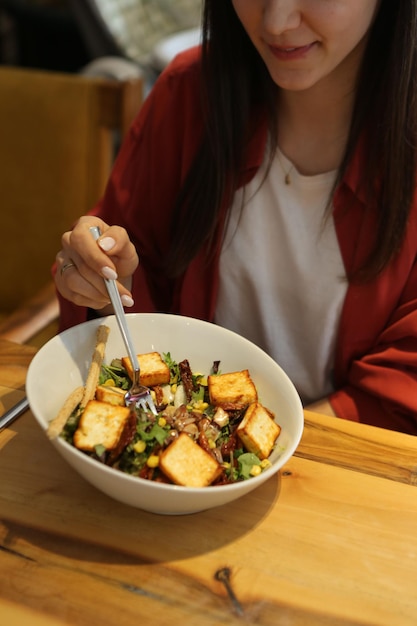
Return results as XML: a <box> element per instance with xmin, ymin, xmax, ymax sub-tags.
<box><xmin>60</xmin><ymin>260</ymin><xmax>77</xmax><ymax>276</ymax></box>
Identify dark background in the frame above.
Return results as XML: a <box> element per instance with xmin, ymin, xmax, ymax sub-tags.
<box><xmin>0</xmin><ymin>0</ymin><xmax>91</xmax><ymax>73</ymax></box>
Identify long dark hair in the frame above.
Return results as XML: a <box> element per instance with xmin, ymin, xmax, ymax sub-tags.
<box><xmin>167</xmin><ymin>0</ymin><xmax>417</xmax><ymax>281</ymax></box>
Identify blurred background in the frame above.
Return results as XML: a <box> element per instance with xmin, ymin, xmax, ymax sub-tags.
<box><xmin>0</xmin><ymin>0</ymin><xmax>90</xmax><ymax>72</ymax></box>
<box><xmin>0</xmin><ymin>0</ymin><xmax>202</xmax><ymax>80</ymax></box>
<box><xmin>0</xmin><ymin>0</ymin><xmax>202</xmax><ymax>347</ymax></box>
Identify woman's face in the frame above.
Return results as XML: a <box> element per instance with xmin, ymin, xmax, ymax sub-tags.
<box><xmin>231</xmin><ymin>0</ymin><xmax>381</xmax><ymax>93</ymax></box>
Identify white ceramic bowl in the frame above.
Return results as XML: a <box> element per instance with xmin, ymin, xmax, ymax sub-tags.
<box><xmin>26</xmin><ymin>314</ymin><xmax>304</xmax><ymax>515</ymax></box>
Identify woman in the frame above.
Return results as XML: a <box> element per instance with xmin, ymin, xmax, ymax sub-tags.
<box><xmin>55</xmin><ymin>1</ymin><xmax>417</xmax><ymax>434</ymax></box>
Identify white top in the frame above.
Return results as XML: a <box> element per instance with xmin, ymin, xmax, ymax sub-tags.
<box><xmin>214</xmin><ymin>149</ymin><xmax>347</xmax><ymax>404</ymax></box>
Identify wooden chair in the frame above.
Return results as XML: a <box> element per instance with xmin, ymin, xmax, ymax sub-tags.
<box><xmin>0</xmin><ymin>65</ymin><xmax>143</xmax><ymax>347</ymax></box>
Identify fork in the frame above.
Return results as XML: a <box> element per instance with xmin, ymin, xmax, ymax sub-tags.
<box><xmin>90</xmin><ymin>226</ymin><xmax>157</xmax><ymax>415</ymax></box>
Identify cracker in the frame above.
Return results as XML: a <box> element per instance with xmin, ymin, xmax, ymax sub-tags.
<box><xmin>81</xmin><ymin>324</ymin><xmax>110</xmax><ymax>407</ymax></box>
<box><xmin>47</xmin><ymin>324</ymin><xmax>110</xmax><ymax>439</ymax></box>
<box><xmin>47</xmin><ymin>385</ymin><xmax>84</xmax><ymax>439</ymax></box>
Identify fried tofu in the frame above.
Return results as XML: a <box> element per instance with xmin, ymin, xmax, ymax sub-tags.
<box><xmin>73</xmin><ymin>399</ymin><xmax>131</xmax><ymax>452</ymax></box>
<box><xmin>208</xmin><ymin>369</ymin><xmax>258</xmax><ymax>409</ymax></box>
<box><xmin>237</xmin><ymin>402</ymin><xmax>281</xmax><ymax>460</ymax></box>
<box><xmin>95</xmin><ymin>385</ymin><xmax>126</xmax><ymax>406</ymax></box>
<box><xmin>121</xmin><ymin>351</ymin><xmax>170</xmax><ymax>387</ymax></box>
<box><xmin>159</xmin><ymin>433</ymin><xmax>222</xmax><ymax>487</ymax></box>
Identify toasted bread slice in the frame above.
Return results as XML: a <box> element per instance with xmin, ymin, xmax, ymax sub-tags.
<box><xmin>159</xmin><ymin>433</ymin><xmax>222</xmax><ymax>487</ymax></box>
<box><xmin>121</xmin><ymin>351</ymin><xmax>170</xmax><ymax>387</ymax></box>
<box><xmin>73</xmin><ymin>399</ymin><xmax>131</xmax><ymax>452</ymax></box>
<box><xmin>95</xmin><ymin>385</ymin><xmax>126</xmax><ymax>406</ymax></box>
<box><xmin>208</xmin><ymin>369</ymin><xmax>258</xmax><ymax>409</ymax></box>
<box><xmin>237</xmin><ymin>402</ymin><xmax>281</xmax><ymax>459</ymax></box>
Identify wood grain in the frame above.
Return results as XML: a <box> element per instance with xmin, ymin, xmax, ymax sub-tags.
<box><xmin>0</xmin><ymin>339</ymin><xmax>36</xmax><ymax>390</ymax></box>
<box><xmin>1</xmin><ymin>411</ymin><xmax>417</xmax><ymax>625</ymax></box>
<box><xmin>0</xmin><ymin>598</ymin><xmax>67</xmax><ymax>626</ymax></box>
<box><xmin>0</xmin><ymin>339</ymin><xmax>36</xmax><ymax>416</ymax></box>
<box><xmin>1</xmin><ymin>339</ymin><xmax>417</xmax><ymax>625</ymax></box>
<box><xmin>298</xmin><ymin>410</ymin><xmax>417</xmax><ymax>485</ymax></box>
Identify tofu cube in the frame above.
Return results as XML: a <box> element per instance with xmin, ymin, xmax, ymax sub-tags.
<box><xmin>237</xmin><ymin>402</ymin><xmax>281</xmax><ymax>459</ymax></box>
<box><xmin>95</xmin><ymin>385</ymin><xmax>126</xmax><ymax>406</ymax></box>
<box><xmin>121</xmin><ymin>351</ymin><xmax>170</xmax><ymax>387</ymax></box>
<box><xmin>208</xmin><ymin>369</ymin><xmax>258</xmax><ymax>409</ymax></box>
<box><xmin>159</xmin><ymin>433</ymin><xmax>222</xmax><ymax>487</ymax></box>
<box><xmin>73</xmin><ymin>400</ymin><xmax>131</xmax><ymax>452</ymax></box>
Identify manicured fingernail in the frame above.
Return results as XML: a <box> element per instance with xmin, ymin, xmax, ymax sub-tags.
<box><xmin>121</xmin><ymin>294</ymin><xmax>134</xmax><ymax>307</ymax></box>
<box><xmin>102</xmin><ymin>266</ymin><xmax>118</xmax><ymax>280</ymax></box>
<box><xmin>98</xmin><ymin>237</ymin><xmax>116</xmax><ymax>252</ymax></box>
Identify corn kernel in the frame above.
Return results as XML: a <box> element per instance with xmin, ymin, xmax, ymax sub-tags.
<box><xmin>260</xmin><ymin>459</ymin><xmax>272</xmax><ymax>469</ymax></box>
<box><xmin>147</xmin><ymin>455</ymin><xmax>159</xmax><ymax>468</ymax></box>
<box><xmin>199</xmin><ymin>376</ymin><xmax>208</xmax><ymax>386</ymax></box>
<box><xmin>193</xmin><ymin>400</ymin><xmax>209</xmax><ymax>412</ymax></box>
<box><xmin>250</xmin><ymin>465</ymin><xmax>262</xmax><ymax>477</ymax></box>
<box><xmin>171</xmin><ymin>383</ymin><xmax>177</xmax><ymax>394</ymax></box>
<box><xmin>133</xmin><ymin>440</ymin><xmax>146</xmax><ymax>454</ymax></box>
<box><xmin>103</xmin><ymin>379</ymin><xmax>115</xmax><ymax>387</ymax></box>
<box><xmin>208</xmin><ymin>439</ymin><xmax>216</xmax><ymax>449</ymax></box>
<box><xmin>222</xmin><ymin>462</ymin><xmax>231</xmax><ymax>469</ymax></box>
<box><xmin>158</xmin><ymin>417</ymin><xmax>167</xmax><ymax>427</ymax></box>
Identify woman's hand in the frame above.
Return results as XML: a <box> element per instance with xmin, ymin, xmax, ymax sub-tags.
<box><xmin>54</xmin><ymin>215</ymin><xmax>139</xmax><ymax>312</ymax></box>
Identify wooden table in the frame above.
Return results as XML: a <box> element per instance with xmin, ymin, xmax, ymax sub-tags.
<box><xmin>1</xmin><ymin>338</ymin><xmax>417</xmax><ymax>625</ymax></box>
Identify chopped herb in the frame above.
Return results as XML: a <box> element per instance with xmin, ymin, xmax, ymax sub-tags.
<box><xmin>237</xmin><ymin>452</ymin><xmax>261</xmax><ymax>480</ymax></box>
<box><xmin>60</xmin><ymin>407</ymin><xmax>82</xmax><ymax>443</ymax></box>
<box><xmin>191</xmin><ymin>386</ymin><xmax>205</xmax><ymax>403</ymax></box>
<box><xmin>99</xmin><ymin>361</ymin><xmax>130</xmax><ymax>389</ymax></box>
<box><xmin>147</xmin><ymin>423</ymin><xmax>169</xmax><ymax>446</ymax></box>
<box><xmin>163</xmin><ymin>352</ymin><xmax>180</xmax><ymax>384</ymax></box>
<box><xmin>94</xmin><ymin>443</ymin><xmax>107</xmax><ymax>459</ymax></box>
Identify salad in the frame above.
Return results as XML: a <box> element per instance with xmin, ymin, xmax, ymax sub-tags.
<box><xmin>53</xmin><ymin>338</ymin><xmax>281</xmax><ymax>487</ymax></box>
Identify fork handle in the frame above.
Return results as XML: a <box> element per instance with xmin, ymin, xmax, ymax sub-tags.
<box><xmin>89</xmin><ymin>226</ymin><xmax>140</xmax><ymax>374</ymax></box>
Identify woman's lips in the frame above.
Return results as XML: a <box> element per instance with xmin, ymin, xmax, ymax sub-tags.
<box><xmin>268</xmin><ymin>42</ymin><xmax>316</xmax><ymax>60</ymax></box>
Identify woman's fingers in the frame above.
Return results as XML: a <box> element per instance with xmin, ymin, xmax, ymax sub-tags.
<box><xmin>55</xmin><ymin>248</ymin><xmax>111</xmax><ymax>309</ymax></box>
<box><xmin>64</xmin><ymin>217</ymin><xmax>137</xmax><ymax>277</ymax></box>
<box><xmin>94</xmin><ymin>225</ymin><xmax>139</xmax><ymax>278</ymax></box>
<box><xmin>55</xmin><ymin>217</ymin><xmax>139</xmax><ymax>309</ymax></box>
<box><xmin>65</xmin><ymin>217</ymin><xmax>119</xmax><ymax>279</ymax></box>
